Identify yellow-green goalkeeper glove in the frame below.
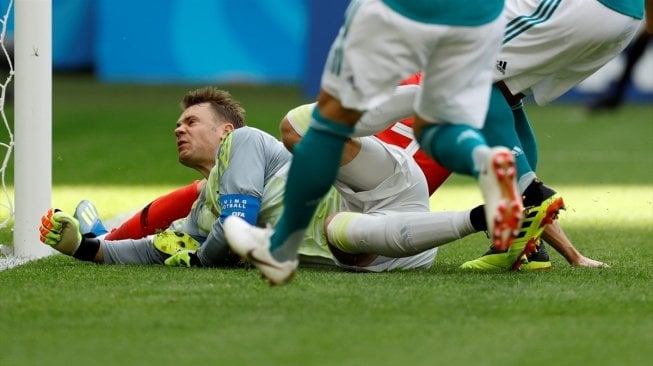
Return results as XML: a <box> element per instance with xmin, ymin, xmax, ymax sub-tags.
<box><xmin>39</xmin><ymin>208</ymin><xmax>82</xmax><ymax>255</ymax></box>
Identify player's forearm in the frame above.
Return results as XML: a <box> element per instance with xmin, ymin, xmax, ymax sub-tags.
<box><xmin>195</xmin><ymin>224</ymin><xmax>234</xmax><ymax>267</ymax></box>
<box><xmin>541</xmin><ymin>221</ymin><xmax>583</xmax><ymax>265</ymax></box>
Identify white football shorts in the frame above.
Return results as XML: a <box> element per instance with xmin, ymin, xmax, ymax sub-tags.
<box><xmin>321</xmin><ymin>0</ymin><xmax>504</xmax><ymax>129</ymax></box>
<box><xmin>496</xmin><ymin>0</ymin><xmax>642</xmax><ymax>105</ymax></box>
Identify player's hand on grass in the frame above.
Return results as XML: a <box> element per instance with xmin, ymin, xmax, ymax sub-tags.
<box><xmin>39</xmin><ymin>208</ymin><xmax>82</xmax><ymax>255</ymax></box>
<box><xmin>573</xmin><ymin>254</ymin><xmax>609</xmax><ymax>268</ymax></box>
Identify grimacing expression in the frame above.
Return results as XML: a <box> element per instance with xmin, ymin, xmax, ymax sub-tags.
<box><xmin>175</xmin><ymin>103</ymin><xmax>231</xmax><ymax>169</ymax></box>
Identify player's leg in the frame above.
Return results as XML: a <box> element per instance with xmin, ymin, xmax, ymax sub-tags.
<box><xmin>102</xmin><ymin>230</ymin><xmax>201</xmax><ymax>265</ymax></box>
<box><xmin>334</xmin><ymin>248</ymin><xmax>438</xmax><ymax>273</ymax></box>
<box><xmin>105</xmin><ymin>180</ymin><xmax>202</xmax><ymax>240</ymax></box>
<box><xmin>460</xmin><ymin>87</ymin><xmax>562</xmax><ymax>270</ymax></box>
<box><xmin>253</xmin><ymin>0</ymin><xmax>413</xmax><ymax>276</ymax></box>
<box><xmin>481</xmin><ymin>85</ymin><xmax>538</xmax><ymax>192</ymax></box>
<box><xmin>326</xmin><ymin>133</ymin><xmax>485</xmax><ymax>263</ymax></box>
<box><xmin>588</xmin><ymin>31</ymin><xmax>651</xmax><ymax>111</ymax></box>
<box><xmin>269</xmin><ymin>96</ymin><xmax>357</xmax><ymax>262</ymax></box>
<box><xmin>413</xmin><ymin>18</ymin><xmax>522</xmax><ymax>252</ymax></box>
<box><xmin>511</xmin><ymin>101</ymin><xmax>538</xmax><ymax>171</ymax></box>
<box><xmin>326</xmin><ymin>207</ymin><xmax>484</xmax><ymax>259</ymax></box>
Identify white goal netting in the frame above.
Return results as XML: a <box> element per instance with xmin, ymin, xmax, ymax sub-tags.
<box><xmin>0</xmin><ymin>0</ymin><xmax>14</xmax><ymax>230</ymax></box>
<box><xmin>0</xmin><ymin>0</ymin><xmax>16</xmax><ymax>266</ymax></box>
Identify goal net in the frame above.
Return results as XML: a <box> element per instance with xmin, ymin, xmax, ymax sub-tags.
<box><xmin>0</xmin><ymin>0</ymin><xmax>14</xmax><ymax>231</ymax></box>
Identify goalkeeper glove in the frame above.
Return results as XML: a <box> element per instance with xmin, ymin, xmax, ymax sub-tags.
<box><xmin>39</xmin><ymin>208</ymin><xmax>83</xmax><ymax>255</ymax></box>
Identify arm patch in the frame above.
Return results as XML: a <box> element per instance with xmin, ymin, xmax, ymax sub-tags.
<box><xmin>218</xmin><ymin>194</ymin><xmax>261</xmax><ymax>225</ymax></box>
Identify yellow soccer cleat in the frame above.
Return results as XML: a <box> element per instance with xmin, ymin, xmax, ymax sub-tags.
<box><xmin>507</xmin><ymin>194</ymin><xmax>564</xmax><ymax>270</ymax></box>
<box><xmin>153</xmin><ymin>230</ymin><xmax>201</xmax><ymax>256</ymax></box>
<box><xmin>164</xmin><ymin>249</ymin><xmax>198</xmax><ymax>268</ymax></box>
<box><xmin>461</xmin><ymin>188</ymin><xmax>564</xmax><ymax>271</ymax></box>
<box><xmin>520</xmin><ymin>242</ymin><xmax>552</xmax><ymax>271</ymax></box>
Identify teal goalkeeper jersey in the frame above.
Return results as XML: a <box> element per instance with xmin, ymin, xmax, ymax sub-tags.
<box><xmin>381</xmin><ymin>0</ymin><xmax>504</xmax><ymax>25</ymax></box>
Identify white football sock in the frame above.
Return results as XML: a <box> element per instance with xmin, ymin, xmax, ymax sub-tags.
<box><xmin>326</xmin><ymin>210</ymin><xmax>476</xmax><ymax>257</ymax></box>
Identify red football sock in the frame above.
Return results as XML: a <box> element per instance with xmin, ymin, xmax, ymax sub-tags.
<box><xmin>105</xmin><ymin>180</ymin><xmax>201</xmax><ymax>240</ymax></box>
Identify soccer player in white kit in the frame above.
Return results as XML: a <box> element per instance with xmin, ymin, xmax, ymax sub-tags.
<box><xmin>310</xmin><ymin>0</ymin><xmax>647</xmax><ymax>271</ymax></box>
<box><xmin>224</xmin><ymin>0</ymin><xmax>524</xmax><ymax>285</ymax></box>
<box><xmin>462</xmin><ymin>0</ymin><xmax>646</xmax><ymax>269</ymax></box>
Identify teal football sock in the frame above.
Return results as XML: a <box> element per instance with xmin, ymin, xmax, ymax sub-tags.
<box><xmin>512</xmin><ymin>101</ymin><xmax>538</xmax><ymax>171</ymax></box>
<box><xmin>482</xmin><ymin>85</ymin><xmax>534</xmax><ymax>183</ymax></box>
<box><xmin>417</xmin><ymin>123</ymin><xmax>486</xmax><ymax>177</ymax></box>
<box><xmin>270</xmin><ymin>108</ymin><xmax>354</xmax><ymax>261</ymax></box>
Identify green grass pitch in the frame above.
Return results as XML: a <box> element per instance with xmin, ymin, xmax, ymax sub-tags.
<box><xmin>0</xmin><ymin>74</ymin><xmax>651</xmax><ymax>365</ymax></box>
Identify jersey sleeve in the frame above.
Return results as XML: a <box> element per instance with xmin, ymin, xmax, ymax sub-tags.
<box><xmin>285</xmin><ymin>102</ymin><xmax>316</xmax><ymax>137</ymax></box>
<box><xmin>213</xmin><ymin>127</ymin><xmax>270</xmax><ymax>225</ymax></box>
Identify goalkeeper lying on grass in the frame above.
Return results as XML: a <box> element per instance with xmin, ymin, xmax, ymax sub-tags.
<box><xmin>39</xmin><ymin>86</ymin><xmax>463</xmax><ymax>273</ymax></box>
<box><xmin>39</xmin><ymin>86</ymin><xmax>605</xmax><ymax>278</ymax></box>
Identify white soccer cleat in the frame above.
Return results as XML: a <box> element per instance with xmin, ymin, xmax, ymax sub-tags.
<box><xmin>224</xmin><ymin>216</ymin><xmax>298</xmax><ymax>286</ymax></box>
<box><xmin>479</xmin><ymin>147</ymin><xmax>523</xmax><ymax>252</ymax></box>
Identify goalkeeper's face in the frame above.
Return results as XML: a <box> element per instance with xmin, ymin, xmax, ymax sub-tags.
<box><xmin>175</xmin><ymin>103</ymin><xmax>232</xmax><ymax>174</ymax></box>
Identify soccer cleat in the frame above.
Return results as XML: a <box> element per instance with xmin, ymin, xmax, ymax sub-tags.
<box><xmin>39</xmin><ymin>208</ymin><xmax>83</xmax><ymax>255</ymax></box>
<box><xmin>461</xmin><ymin>185</ymin><xmax>564</xmax><ymax>271</ymax></box>
<box><xmin>459</xmin><ymin>247</ymin><xmax>513</xmax><ymax>270</ymax></box>
<box><xmin>508</xmin><ymin>193</ymin><xmax>564</xmax><ymax>270</ymax></box>
<box><xmin>479</xmin><ymin>147</ymin><xmax>523</xmax><ymax>252</ymax></box>
<box><xmin>74</xmin><ymin>200</ymin><xmax>108</xmax><ymax>237</ymax></box>
<box><xmin>224</xmin><ymin>216</ymin><xmax>298</xmax><ymax>286</ymax></box>
<box><xmin>152</xmin><ymin>230</ymin><xmax>201</xmax><ymax>256</ymax></box>
<box><xmin>164</xmin><ymin>249</ymin><xmax>199</xmax><ymax>268</ymax></box>
<box><xmin>520</xmin><ymin>243</ymin><xmax>552</xmax><ymax>271</ymax></box>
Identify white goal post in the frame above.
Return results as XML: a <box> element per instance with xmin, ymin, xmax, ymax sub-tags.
<box><xmin>12</xmin><ymin>0</ymin><xmax>53</xmax><ymax>258</ymax></box>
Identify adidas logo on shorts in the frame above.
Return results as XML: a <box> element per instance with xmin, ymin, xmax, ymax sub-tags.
<box><xmin>496</xmin><ymin>60</ymin><xmax>507</xmax><ymax>75</ymax></box>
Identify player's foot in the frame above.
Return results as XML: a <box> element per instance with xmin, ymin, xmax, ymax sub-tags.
<box><xmin>479</xmin><ymin>147</ymin><xmax>523</xmax><ymax>251</ymax></box>
<box><xmin>73</xmin><ymin>200</ymin><xmax>108</xmax><ymax>237</ymax></box>
<box><xmin>459</xmin><ymin>246</ymin><xmax>513</xmax><ymax>270</ymax></box>
<box><xmin>152</xmin><ymin>230</ymin><xmax>201</xmax><ymax>256</ymax></box>
<box><xmin>224</xmin><ymin>216</ymin><xmax>298</xmax><ymax>286</ymax></box>
<box><xmin>509</xmin><ymin>181</ymin><xmax>564</xmax><ymax>269</ymax></box>
<box><xmin>520</xmin><ymin>243</ymin><xmax>552</xmax><ymax>271</ymax></box>
<box><xmin>461</xmin><ymin>181</ymin><xmax>564</xmax><ymax>271</ymax></box>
